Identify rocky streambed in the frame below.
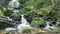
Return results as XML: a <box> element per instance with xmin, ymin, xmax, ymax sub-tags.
<box><xmin>0</xmin><ymin>28</ymin><xmax>60</xmax><ymax>34</ymax></box>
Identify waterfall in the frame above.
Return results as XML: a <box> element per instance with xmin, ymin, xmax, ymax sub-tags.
<box><xmin>5</xmin><ymin>14</ymin><xmax>32</xmax><ymax>32</ymax></box>
<box><xmin>7</xmin><ymin>17</ymin><xmax>13</xmax><ymax>21</ymax></box>
<box><xmin>17</xmin><ymin>14</ymin><xmax>32</xmax><ymax>32</ymax></box>
<box><xmin>44</xmin><ymin>21</ymin><xmax>56</xmax><ymax>31</ymax></box>
<box><xmin>44</xmin><ymin>21</ymin><xmax>50</xmax><ymax>29</ymax></box>
<box><xmin>8</xmin><ymin>0</ymin><xmax>20</xmax><ymax>8</ymax></box>
<box><xmin>44</xmin><ymin>21</ymin><xmax>50</xmax><ymax>31</ymax></box>
<box><xmin>13</xmin><ymin>9</ymin><xmax>19</xmax><ymax>13</ymax></box>
<box><xmin>21</xmin><ymin>14</ymin><xmax>29</xmax><ymax>25</ymax></box>
<box><xmin>5</xmin><ymin>0</ymin><xmax>32</xmax><ymax>33</ymax></box>
<box><xmin>12</xmin><ymin>0</ymin><xmax>16</xmax><ymax>2</ymax></box>
<box><xmin>5</xmin><ymin>27</ymin><xmax>16</xmax><ymax>32</ymax></box>
<box><xmin>55</xmin><ymin>19</ymin><xmax>60</xmax><ymax>26</ymax></box>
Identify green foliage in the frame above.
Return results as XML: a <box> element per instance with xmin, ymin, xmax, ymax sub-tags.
<box><xmin>19</xmin><ymin>0</ymin><xmax>60</xmax><ymax>26</ymax></box>
<box><xmin>37</xmin><ymin>19</ymin><xmax>45</xmax><ymax>25</ymax></box>
<box><xmin>25</xmin><ymin>0</ymin><xmax>43</xmax><ymax>8</ymax></box>
<box><xmin>16</xmin><ymin>0</ymin><xmax>19</xmax><ymax>2</ymax></box>
<box><xmin>31</xmin><ymin>19</ymin><xmax>39</xmax><ymax>27</ymax></box>
<box><xmin>0</xmin><ymin>11</ymin><xmax>4</xmax><ymax>17</ymax></box>
<box><xmin>0</xmin><ymin>0</ymin><xmax>60</xmax><ymax>28</ymax></box>
<box><xmin>19</xmin><ymin>7</ymin><xmax>30</xmax><ymax>14</ymax></box>
<box><xmin>35</xmin><ymin>6</ymin><xmax>52</xmax><ymax>16</ymax></box>
<box><xmin>19</xmin><ymin>0</ymin><xmax>52</xmax><ymax>17</ymax></box>
<box><xmin>3</xmin><ymin>9</ymin><xmax>14</xmax><ymax>16</ymax></box>
<box><xmin>22</xmin><ymin>29</ymin><xmax>31</xmax><ymax>33</ymax></box>
<box><xmin>31</xmin><ymin>19</ymin><xmax>45</xmax><ymax>27</ymax></box>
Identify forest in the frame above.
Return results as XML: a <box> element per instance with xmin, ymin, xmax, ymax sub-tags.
<box><xmin>0</xmin><ymin>0</ymin><xmax>60</xmax><ymax>34</ymax></box>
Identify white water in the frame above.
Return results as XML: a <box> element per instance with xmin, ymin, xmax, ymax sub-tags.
<box><xmin>5</xmin><ymin>0</ymin><xmax>32</xmax><ymax>32</ymax></box>
<box><xmin>12</xmin><ymin>0</ymin><xmax>16</xmax><ymax>2</ymax></box>
<box><xmin>44</xmin><ymin>21</ymin><xmax>56</xmax><ymax>31</ymax></box>
<box><xmin>17</xmin><ymin>14</ymin><xmax>32</xmax><ymax>32</ymax></box>
<box><xmin>44</xmin><ymin>21</ymin><xmax>50</xmax><ymax>29</ymax></box>
<box><xmin>21</xmin><ymin>14</ymin><xmax>29</xmax><ymax>25</ymax></box>
<box><xmin>8</xmin><ymin>0</ymin><xmax>20</xmax><ymax>8</ymax></box>
<box><xmin>55</xmin><ymin>19</ymin><xmax>60</xmax><ymax>26</ymax></box>
<box><xmin>5</xmin><ymin>14</ymin><xmax>32</xmax><ymax>32</ymax></box>
<box><xmin>5</xmin><ymin>27</ymin><xmax>16</xmax><ymax>32</ymax></box>
<box><xmin>13</xmin><ymin>10</ymin><xmax>19</xmax><ymax>13</ymax></box>
<box><xmin>7</xmin><ymin>17</ymin><xmax>13</xmax><ymax>21</ymax></box>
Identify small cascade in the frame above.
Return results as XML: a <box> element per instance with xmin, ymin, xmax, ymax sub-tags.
<box><xmin>44</xmin><ymin>21</ymin><xmax>50</xmax><ymax>30</ymax></box>
<box><xmin>5</xmin><ymin>27</ymin><xmax>16</xmax><ymax>32</ymax></box>
<box><xmin>17</xmin><ymin>14</ymin><xmax>32</xmax><ymax>32</ymax></box>
<box><xmin>7</xmin><ymin>17</ymin><xmax>13</xmax><ymax>21</ymax></box>
<box><xmin>12</xmin><ymin>0</ymin><xmax>17</xmax><ymax>2</ymax></box>
<box><xmin>55</xmin><ymin>19</ymin><xmax>60</xmax><ymax>26</ymax></box>
<box><xmin>44</xmin><ymin>21</ymin><xmax>56</xmax><ymax>31</ymax></box>
<box><xmin>13</xmin><ymin>9</ymin><xmax>19</xmax><ymax>13</ymax></box>
<box><xmin>8</xmin><ymin>0</ymin><xmax>20</xmax><ymax>14</ymax></box>
<box><xmin>8</xmin><ymin>0</ymin><xmax>20</xmax><ymax>8</ymax></box>
<box><xmin>21</xmin><ymin>14</ymin><xmax>29</xmax><ymax>25</ymax></box>
<box><xmin>5</xmin><ymin>0</ymin><xmax>20</xmax><ymax>32</ymax></box>
<box><xmin>5</xmin><ymin>14</ymin><xmax>32</xmax><ymax>33</ymax></box>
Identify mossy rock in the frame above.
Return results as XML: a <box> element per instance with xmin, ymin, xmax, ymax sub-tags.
<box><xmin>3</xmin><ymin>9</ymin><xmax>14</xmax><ymax>16</ymax></box>
<box><xmin>38</xmin><ymin>19</ymin><xmax>45</xmax><ymax>25</ymax></box>
<box><xmin>22</xmin><ymin>29</ymin><xmax>31</xmax><ymax>33</ymax></box>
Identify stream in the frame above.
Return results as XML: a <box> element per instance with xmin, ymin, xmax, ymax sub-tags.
<box><xmin>0</xmin><ymin>0</ymin><xmax>60</xmax><ymax>34</ymax></box>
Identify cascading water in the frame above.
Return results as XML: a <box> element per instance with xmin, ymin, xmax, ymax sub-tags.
<box><xmin>13</xmin><ymin>9</ymin><xmax>19</xmax><ymax>13</ymax></box>
<box><xmin>5</xmin><ymin>14</ymin><xmax>32</xmax><ymax>32</ymax></box>
<box><xmin>5</xmin><ymin>27</ymin><xmax>16</xmax><ymax>32</ymax></box>
<box><xmin>44</xmin><ymin>21</ymin><xmax>50</xmax><ymax>30</ymax></box>
<box><xmin>21</xmin><ymin>14</ymin><xmax>29</xmax><ymax>25</ymax></box>
<box><xmin>5</xmin><ymin>0</ymin><xmax>32</xmax><ymax>32</ymax></box>
<box><xmin>8</xmin><ymin>0</ymin><xmax>20</xmax><ymax>8</ymax></box>
<box><xmin>44</xmin><ymin>21</ymin><xmax>56</xmax><ymax>31</ymax></box>
<box><xmin>55</xmin><ymin>19</ymin><xmax>60</xmax><ymax>26</ymax></box>
<box><xmin>7</xmin><ymin>17</ymin><xmax>13</xmax><ymax>21</ymax></box>
<box><xmin>5</xmin><ymin>0</ymin><xmax>19</xmax><ymax>32</ymax></box>
<box><xmin>8</xmin><ymin>0</ymin><xmax>20</xmax><ymax>14</ymax></box>
<box><xmin>12</xmin><ymin>0</ymin><xmax>17</xmax><ymax>2</ymax></box>
<box><xmin>17</xmin><ymin>14</ymin><xmax>32</xmax><ymax>32</ymax></box>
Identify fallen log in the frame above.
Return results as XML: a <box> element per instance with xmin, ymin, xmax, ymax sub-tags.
<box><xmin>0</xmin><ymin>18</ymin><xmax>21</xmax><ymax>26</ymax></box>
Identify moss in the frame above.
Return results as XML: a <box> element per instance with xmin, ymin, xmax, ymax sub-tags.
<box><xmin>22</xmin><ymin>29</ymin><xmax>31</xmax><ymax>33</ymax></box>
<box><xmin>3</xmin><ymin>9</ymin><xmax>14</xmax><ymax>16</ymax></box>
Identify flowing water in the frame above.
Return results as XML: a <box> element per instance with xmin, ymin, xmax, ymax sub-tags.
<box><xmin>0</xmin><ymin>0</ymin><xmax>32</xmax><ymax>33</ymax></box>
<box><xmin>5</xmin><ymin>14</ymin><xmax>32</xmax><ymax>33</ymax></box>
<box><xmin>44</xmin><ymin>21</ymin><xmax>56</xmax><ymax>31</ymax></box>
<box><xmin>0</xmin><ymin>0</ymin><xmax>60</xmax><ymax>34</ymax></box>
<box><xmin>17</xmin><ymin>14</ymin><xmax>32</xmax><ymax>32</ymax></box>
<box><xmin>4</xmin><ymin>14</ymin><xmax>32</xmax><ymax>33</ymax></box>
<box><xmin>21</xmin><ymin>14</ymin><xmax>29</xmax><ymax>25</ymax></box>
<box><xmin>7</xmin><ymin>17</ymin><xmax>13</xmax><ymax>21</ymax></box>
<box><xmin>8</xmin><ymin>0</ymin><xmax>20</xmax><ymax>8</ymax></box>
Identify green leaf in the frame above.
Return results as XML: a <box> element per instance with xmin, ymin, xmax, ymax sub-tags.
<box><xmin>38</xmin><ymin>19</ymin><xmax>45</xmax><ymax>25</ymax></box>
